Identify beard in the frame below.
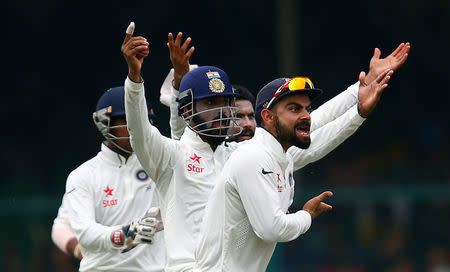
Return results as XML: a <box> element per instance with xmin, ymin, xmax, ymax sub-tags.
<box><xmin>192</xmin><ymin>113</ymin><xmax>229</xmax><ymax>146</ymax></box>
<box><xmin>275</xmin><ymin>115</ymin><xmax>311</xmax><ymax>149</ymax></box>
<box><xmin>228</xmin><ymin>127</ymin><xmax>255</xmax><ymax>142</ymax></box>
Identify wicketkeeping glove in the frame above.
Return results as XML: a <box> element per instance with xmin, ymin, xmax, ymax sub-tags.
<box><xmin>110</xmin><ymin>207</ymin><xmax>164</xmax><ymax>252</ymax></box>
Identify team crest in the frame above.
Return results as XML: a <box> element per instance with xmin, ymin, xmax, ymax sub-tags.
<box><xmin>136</xmin><ymin>170</ymin><xmax>149</xmax><ymax>181</ymax></box>
<box><xmin>209</xmin><ymin>78</ymin><xmax>225</xmax><ymax>93</ymax></box>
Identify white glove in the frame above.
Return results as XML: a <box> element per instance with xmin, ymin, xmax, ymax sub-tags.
<box><xmin>110</xmin><ymin>207</ymin><xmax>164</xmax><ymax>252</ymax></box>
<box><xmin>160</xmin><ymin>65</ymin><xmax>199</xmax><ymax>107</ymax></box>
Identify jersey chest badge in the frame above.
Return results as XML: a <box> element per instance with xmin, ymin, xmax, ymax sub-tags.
<box><xmin>136</xmin><ymin>169</ymin><xmax>149</xmax><ymax>182</ymax></box>
<box><xmin>103</xmin><ymin>186</ymin><xmax>119</xmax><ymax>208</ymax></box>
<box><xmin>187</xmin><ymin>153</ymin><xmax>204</xmax><ymax>173</ymax></box>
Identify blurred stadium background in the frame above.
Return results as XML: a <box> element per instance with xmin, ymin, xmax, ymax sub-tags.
<box><xmin>3</xmin><ymin>0</ymin><xmax>449</xmax><ymax>271</ymax></box>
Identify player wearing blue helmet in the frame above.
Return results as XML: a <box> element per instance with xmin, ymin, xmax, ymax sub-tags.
<box><xmin>121</xmin><ymin>24</ymin><xmax>407</xmax><ymax>272</ymax></box>
<box><xmin>93</xmin><ymin>86</ymin><xmax>157</xmax><ymax>156</ymax></box>
<box><xmin>52</xmin><ymin>86</ymin><xmax>165</xmax><ymax>271</ymax></box>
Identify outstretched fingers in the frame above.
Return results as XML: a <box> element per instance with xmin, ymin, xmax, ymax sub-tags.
<box><xmin>316</xmin><ymin>191</ymin><xmax>333</xmax><ymax>202</ymax></box>
<box><xmin>320</xmin><ymin>203</ymin><xmax>333</xmax><ymax>212</ymax></box>
<box><xmin>167</xmin><ymin>32</ymin><xmax>175</xmax><ymax>48</ymax></box>
<box><xmin>174</xmin><ymin>32</ymin><xmax>183</xmax><ymax>47</ymax></box>
<box><xmin>391</xmin><ymin>42</ymin><xmax>405</xmax><ymax>57</ymax></box>
<box><xmin>181</xmin><ymin>36</ymin><xmax>192</xmax><ymax>52</ymax></box>
<box><xmin>374</xmin><ymin>68</ymin><xmax>391</xmax><ymax>83</ymax></box>
<box><xmin>185</xmin><ymin>46</ymin><xmax>195</xmax><ymax>60</ymax></box>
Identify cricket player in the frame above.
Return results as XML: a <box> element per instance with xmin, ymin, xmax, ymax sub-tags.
<box><xmin>121</xmin><ymin>24</ymin><xmax>408</xmax><ymax>271</ymax></box>
<box><xmin>53</xmin><ymin>86</ymin><xmax>165</xmax><ymax>272</ymax></box>
<box><xmin>195</xmin><ymin>71</ymin><xmax>394</xmax><ymax>271</ymax></box>
<box><xmin>228</xmin><ymin>85</ymin><xmax>257</xmax><ymax>142</ymax></box>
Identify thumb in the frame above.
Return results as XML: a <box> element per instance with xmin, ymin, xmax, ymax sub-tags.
<box><xmin>359</xmin><ymin>71</ymin><xmax>366</xmax><ymax>85</ymax></box>
<box><xmin>373</xmin><ymin>48</ymin><xmax>381</xmax><ymax>59</ymax></box>
<box><xmin>124</xmin><ymin>22</ymin><xmax>135</xmax><ymax>43</ymax></box>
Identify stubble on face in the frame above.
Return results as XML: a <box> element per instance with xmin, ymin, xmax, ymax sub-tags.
<box><xmin>274</xmin><ymin>115</ymin><xmax>311</xmax><ymax>149</ymax></box>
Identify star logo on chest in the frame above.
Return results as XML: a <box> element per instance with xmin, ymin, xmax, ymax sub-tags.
<box><xmin>190</xmin><ymin>153</ymin><xmax>201</xmax><ymax>164</ymax></box>
<box><xmin>104</xmin><ymin>186</ymin><xmax>114</xmax><ymax>197</ymax></box>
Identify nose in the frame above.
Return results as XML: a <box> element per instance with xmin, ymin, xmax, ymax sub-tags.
<box><xmin>300</xmin><ymin>109</ymin><xmax>311</xmax><ymax>122</ymax></box>
<box><xmin>221</xmin><ymin>107</ymin><xmax>231</xmax><ymax>118</ymax></box>
<box><xmin>240</xmin><ymin>116</ymin><xmax>251</xmax><ymax>128</ymax></box>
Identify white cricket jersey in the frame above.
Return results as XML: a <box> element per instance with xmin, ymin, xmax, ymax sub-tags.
<box><xmin>195</xmin><ymin>117</ymin><xmax>363</xmax><ymax>271</ymax></box>
<box><xmin>124</xmin><ymin>77</ymin><xmax>364</xmax><ymax>272</ymax></box>
<box><xmin>62</xmin><ymin>144</ymin><xmax>165</xmax><ymax>272</ymax></box>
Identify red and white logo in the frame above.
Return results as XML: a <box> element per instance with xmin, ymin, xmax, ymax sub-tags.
<box><xmin>111</xmin><ymin>230</ymin><xmax>124</xmax><ymax>245</ymax></box>
<box><xmin>190</xmin><ymin>153</ymin><xmax>201</xmax><ymax>164</ymax></box>
<box><xmin>104</xmin><ymin>186</ymin><xmax>114</xmax><ymax>197</ymax></box>
<box><xmin>276</xmin><ymin>174</ymin><xmax>283</xmax><ymax>192</ymax></box>
<box><xmin>187</xmin><ymin>153</ymin><xmax>204</xmax><ymax>173</ymax></box>
<box><xmin>103</xmin><ymin>186</ymin><xmax>118</xmax><ymax>207</ymax></box>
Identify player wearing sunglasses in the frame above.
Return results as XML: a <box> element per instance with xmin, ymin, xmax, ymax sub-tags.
<box><xmin>195</xmin><ymin>70</ymin><xmax>394</xmax><ymax>271</ymax></box>
<box><xmin>122</xmin><ymin>22</ymin><xmax>409</xmax><ymax>271</ymax></box>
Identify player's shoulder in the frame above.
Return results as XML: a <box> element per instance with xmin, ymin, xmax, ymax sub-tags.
<box><xmin>226</xmin><ymin>140</ymin><xmax>271</xmax><ymax>170</ymax></box>
<box><xmin>66</xmin><ymin>154</ymin><xmax>101</xmax><ymax>184</ymax></box>
<box><xmin>234</xmin><ymin>138</ymin><xmax>268</xmax><ymax>157</ymax></box>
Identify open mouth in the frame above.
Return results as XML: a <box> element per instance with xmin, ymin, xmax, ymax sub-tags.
<box><xmin>296</xmin><ymin>125</ymin><xmax>310</xmax><ymax>137</ymax></box>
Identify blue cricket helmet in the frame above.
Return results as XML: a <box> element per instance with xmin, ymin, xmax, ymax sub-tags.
<box><xmin>176</xmin><ymin>66</ymin><xmax>243</xmax><ymax>138</ymax></box>
<box><xmin>93</xmin><ymin>86</ymin><xmax>156</xmax><ymax>154</ymax></box>
<box><xmin>177</xmin><ymin>66</ymin><xmax>237</xmax><ymax>107</ymax></box>
<box><xmin>94</xmin><ymin>86</ymin><xmax>156</xmax><ymax>122</ymax></box>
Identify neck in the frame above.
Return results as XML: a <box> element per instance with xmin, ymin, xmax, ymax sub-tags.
<box><xmin>105</xmin><ymin>141</ymin><xmax>131</xmax><ymax>159</ymax></box>
<box><xmin>261</xmin><ymin>126</ymin><xmax>291</xmax><ymax>152</ymax></box>
<box><xmin>198</xmin><ymin>134</ymin><xmax>224</xmax><ymax>152</ymax></box>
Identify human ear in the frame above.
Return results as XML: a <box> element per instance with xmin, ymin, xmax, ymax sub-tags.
<box><xmin>261</xmin><ymin>108</ymin><xmax>274</xmax><ymax>125</ymax></box>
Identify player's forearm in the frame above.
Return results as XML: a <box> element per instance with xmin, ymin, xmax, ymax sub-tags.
<box><xmin>253</xmin><ymin>210</ymin><xmax>311</xmax><ymax>243</ymax></box>
<box><xmin>72</xmin><ymin>222</ymin><xmax>121</xmax><ymax>252</ymax></box>
<box><xmin>124</xmin><ymin>77</ymin><xmax>174</xmax><ymax>181</ymax></box>
<box><xmin>310</xmin><ymin>81</ymin><xmax>359</xmax><ymax>131</ymax></box>
<box><xmin>290</xmin><ymin>104</ymin><xmax>365</xmax><ymax>170</ymax></box>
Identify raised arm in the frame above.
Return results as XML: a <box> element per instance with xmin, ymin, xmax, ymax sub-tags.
<box><xmin>289</xmin><ymin>69</ymin><xmax>393</xmax><ymax>170</ymax></box>
<box><xmin>121</xmin><ymin>23</ymin><xmax>176</xmax><ymax>184</ymax></box>
<box><xmin>311</xmin><ymin>42</ymin><xmax>410</xmax><ymax>131</ymax></box>
<box><xmin>163</xmin><ymin>32</ymin><xmax>196</xmax><ymax>139</ymax></box>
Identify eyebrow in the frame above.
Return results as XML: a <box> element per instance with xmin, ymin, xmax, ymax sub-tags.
<box><xmin>285</xmin><ymin>102</ymin><xmax>311</xmax><ymax>108</ymax></box>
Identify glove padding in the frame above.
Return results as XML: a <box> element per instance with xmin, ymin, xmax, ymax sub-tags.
<box><xmin>110</xmin><ymin>207</ymin><xmax>163</xmax><ymax>253</ymax></box>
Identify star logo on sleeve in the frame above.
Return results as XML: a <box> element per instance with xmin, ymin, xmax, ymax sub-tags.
<box><xmin>104</xmin><ymin>186</ymin><xmax>114</xmax><ymax>197</ymax></box>
<box><xmin>190</xmin><ymin>153</ymin><xmax>201</xmax><ymax>164</ymax></box>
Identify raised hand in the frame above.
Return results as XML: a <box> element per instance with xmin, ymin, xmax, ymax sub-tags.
<box><xmin>167</xmin><ymin>32</ymin><xmax>195</xmax><ymax>89</ymax></box>
<box><xmin>121</xmin><ymin>22</ymin><xmax>150</xmax><ymax>83</ymax></box>
<box><xmin>302</xmin><ymin>191</ymin><xmax>333</xmax><ymax>219</ymax></box>
<box><xmin>358</xmin><ymin>68</ymin><xmax>393</xmax><ymax>118</ymax></box>
<box><xmin>364</xmin><ymin>42</ymin><xmax>410</xmax><ymax>85</ymax></box>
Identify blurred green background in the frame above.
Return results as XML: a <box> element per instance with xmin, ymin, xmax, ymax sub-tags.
<box><xmin>3</xmin><ymin>0</ymin><xmax>449</xmax><ymax>271</ymax></box>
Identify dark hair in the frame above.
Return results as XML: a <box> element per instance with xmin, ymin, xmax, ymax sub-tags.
<box><xmin>232</xmin><ymin>85</ymin><xmax>255</xmax><ymax>108</ymax></box>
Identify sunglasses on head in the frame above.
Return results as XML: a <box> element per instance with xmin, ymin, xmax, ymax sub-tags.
<box><xmin>265</xmin><ymin>77</ymin><xmax>315</xmax><ymax>109</ymax></box>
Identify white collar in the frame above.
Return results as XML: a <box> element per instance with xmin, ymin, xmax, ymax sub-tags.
<box><xmin>180</xmin><ymin>127</ymin><xmax>215</xmax><ymax>152</ymax></box>
<box><xmin>99</xmin><ymin>143</ymin><xmax>134</xmax><ymax>167</ymax></box>
<box><xmin>253</xmin><ymin>127</ymin><xmax>289</xmax><ymax>166</ymax></box>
